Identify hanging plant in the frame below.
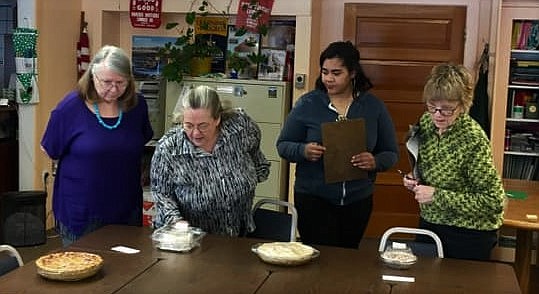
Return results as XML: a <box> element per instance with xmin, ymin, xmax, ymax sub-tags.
<box><xmin>159</xmin><ymin>0</ymin><xmax>274</xmax><ymax>83</ymax></box>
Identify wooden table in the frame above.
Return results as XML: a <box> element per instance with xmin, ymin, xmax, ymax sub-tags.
<box><xmin>0</xmin><ymin>225</ymin><xmax>521</xmax><ymax>293</ymax></box>
<box><xmin>502</xmin><ymin>179</ymin><xmax>539</xmax><ymax>294</ymax></box>
<box><xmin>0</xmin><ymin>247</ymin><xmax>158</xmax><ymax>293</ymax></box>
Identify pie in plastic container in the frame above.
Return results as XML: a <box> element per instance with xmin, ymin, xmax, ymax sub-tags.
<box><xmin>151</xmin><ymin>222</ymin><xmax>206</xmax><ymax>252</ymax></box>
<box><xmin>35</xmin><ymin>251</ymin><xmax>103</xmax><ymax>281</ymax></box>
<box><xmin>380</xmin><ymin>244</ymin><xmax>417</xmax><ymax>270</ymax></box>
<box><xmin>251</xmin><ymin>242</ymin><xmax>320</xmax><ymax>266</ymax></box>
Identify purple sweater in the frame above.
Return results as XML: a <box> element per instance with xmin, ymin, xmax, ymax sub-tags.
<box><xmin>41</xmin><ymin>91</ymin><xmax>153</xmax><ymax>236</ymax></box>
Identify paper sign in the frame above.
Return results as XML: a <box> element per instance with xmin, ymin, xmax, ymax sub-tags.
<box><xmin>235</xmin><ymin>0</ymin><xmax>274</xmax><ymax>32</ymax></box>
<box><xmin>130</xmin><ymin>0</ymin><xmax>162</xmax><ymax>29</ymax></box>
<box><xmin>111</xmin><ymin>245</ymin><xmax>140</xmax><ymax>254</ymax></box>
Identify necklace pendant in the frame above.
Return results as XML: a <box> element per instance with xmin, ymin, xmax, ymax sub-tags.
<box><xmin>93</xmin><ymin>103</ymin><xmax>123</xmax><ymax>130</ymax></box>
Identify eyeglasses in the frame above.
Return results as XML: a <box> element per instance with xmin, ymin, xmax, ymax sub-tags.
<box><xmin>425</xmin><ymin>104</ymin><xmax>458</xmax><ymax>116</ymax></box>
<box><xmin>93</xmin><ymin>75</ymin><xmax>128</xmax><ymax>90</ymax></box>
<box><xmin>183</xmin><ymin>122</ymin><xmax>211</xmax><ymax>133</ymax></box>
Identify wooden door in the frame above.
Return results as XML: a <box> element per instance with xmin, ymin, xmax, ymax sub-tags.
<box><xmin>343</xmin><ymin>3</ymin><xmax>466</xmax><ymax>237</ymax></box>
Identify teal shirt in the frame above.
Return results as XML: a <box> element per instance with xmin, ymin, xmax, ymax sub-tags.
<box><xmin>417</xmin><ymin>113</ymin><xmax>505</xmax><ymax>231</ymax></box>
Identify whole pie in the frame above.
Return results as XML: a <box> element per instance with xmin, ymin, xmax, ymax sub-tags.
<box><xmin>35</xmin><ymin>251</ymin><xmax>103</xmax><ymax>281</ymax></box>
<box><xmin>254</xmin><ymin>242</ymin><xmax>318</xmax><ymax>265</ymax></box>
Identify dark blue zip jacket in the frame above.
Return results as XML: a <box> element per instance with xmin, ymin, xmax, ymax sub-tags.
<box><xmin>276</xmin><ymin>89</ymin><xmax>399</xmax><ymax>205</ymax></box>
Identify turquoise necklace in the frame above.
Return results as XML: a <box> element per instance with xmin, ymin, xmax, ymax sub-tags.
<box><xmin>93</xmin><ymin>103</ymin><xmax>123</xmax><ymax>130</ymax></box>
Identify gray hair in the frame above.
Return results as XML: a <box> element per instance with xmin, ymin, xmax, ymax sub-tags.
<box><xmin>90</xmin><ymin>45</ymin><xmax>132</xmax><ymax>77</ymax></box>
<box><xmin>77</xmin><ymin>45</ymin><xmax>137</xmax><ymax>110</ymax></box>
<box><xmin>171</xmin><ymin>85</ymin><xmax>234</xmax><ymax>124</ymax></box>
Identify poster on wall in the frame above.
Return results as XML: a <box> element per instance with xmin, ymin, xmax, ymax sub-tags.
<box><xmin>257</xmin><ymin>48</ymin><xmax>286</xmax><ymax>81</ymax></box>
<box><xmin>235</xmin><ymin>0</ymin><xmax>274</xmax><ymax>33</ymax></box>
<box><xmin>131</xmin><ymin>35</ymin><xmax>176</xmax><ymax>80</ymax></box>
<box><xmin>195</xmin><ymin>17</ymin><xmax>229</xmax><ymax>73</ymax></box>
<box><xmin>130</xmin><ymin>0</ymin><xmax>162</xmax><ymax>29</ymax></box>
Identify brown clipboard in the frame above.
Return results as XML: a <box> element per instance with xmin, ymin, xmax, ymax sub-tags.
<box><xmin>321</xmin><ymin>118</ymin><xmax>367</xmax><ymax>184</ymax></box>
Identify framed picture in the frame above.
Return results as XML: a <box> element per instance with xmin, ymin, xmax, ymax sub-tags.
<box><xmin>226</xmin><ymin>25</ymin><xmax>260</xmax><ymax>58</ymax></box>
<box><xmin>257</xmin><ymin>48</ymin><xmax>287</xmax><ymax>81</ymax></box>
<box><xmin>131</xmin><ymin>35</ymin><xmax>177</xmax><ymax>80</ymax></box>
<box><xmin>261</xmin><ymin>19</ymin><xmax>296</xmax><ymax>50</ymax></box>
<box><xmin>226</xmin><ymin>25</ymin><xmax>261</xmax><ymax>77</ymax></box>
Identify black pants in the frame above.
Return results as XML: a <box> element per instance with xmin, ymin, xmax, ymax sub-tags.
<box><xmin>294</xmin><ymin>192</ymin><xmax>372</xmax><ymax>249</ymax></box>
<box><xmin>418</xmin><ymin>218</ymin><xmax>498</xmax><ymax>261</ymax></box>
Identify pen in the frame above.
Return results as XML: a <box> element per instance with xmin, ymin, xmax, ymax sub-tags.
<box><xmin>397</xmin><ymin>169</ymin><xmax>416</xmax><ymax>181</ymax></box>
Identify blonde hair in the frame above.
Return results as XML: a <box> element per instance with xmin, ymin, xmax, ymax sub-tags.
<box><xmin>422</xmin><ymin>64</ymin><xmax>474</xmax><ymax>113</ymax></box>
<box><xmin>171</xmin><ymin>85</ymin><xmax>234</xmax><ymax>124</ymax></box>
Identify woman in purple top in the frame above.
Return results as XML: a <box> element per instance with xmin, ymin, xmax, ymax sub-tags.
<box><xmin>41</xmin><ymin>45</ymin><xmax>153</xmax><ymax>246</ymax></box>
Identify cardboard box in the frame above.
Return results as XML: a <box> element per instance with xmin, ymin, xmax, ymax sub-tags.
<box><xmin>142</xmin><ymin>189</ymin><xmax>155</xmax><ymax>227</ymax></box>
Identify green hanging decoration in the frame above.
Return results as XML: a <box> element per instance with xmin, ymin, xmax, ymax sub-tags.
<box><xmin>13</xmin><ymin>27</ymin><xmax>39</xmax><ymax>104</ymax></box>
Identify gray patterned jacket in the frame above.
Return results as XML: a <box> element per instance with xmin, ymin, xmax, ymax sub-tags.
<box><xmin>150</xmin><ymin>108</ymin><xmax>270</xmax><ymax>236</ymax></box>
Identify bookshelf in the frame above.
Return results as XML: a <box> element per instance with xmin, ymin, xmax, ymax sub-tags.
<box><xmin>503</xmin><ymin>27</ymin><xmax>539</xmax><ymax>180</ymax></box>
<box><xmin>492</xmin><ymin>1</ymin><xmax>539</xmax><ymax>182</ymax></box>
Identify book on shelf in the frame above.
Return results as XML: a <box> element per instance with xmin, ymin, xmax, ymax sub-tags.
<box><xmin>512</xmin><ymin>20</ymin><xmax>539</xmax><ymax>50</ymax></box>
<box><xmin>504</xmin><ymin>154</ymin><xmax>539</xmax><ymax>180</ymax></box>
<box><xmin>511</xmin><ymin>21</ymin><xmax>521</xmax><ymax>49</ymax></box>
<box><xmin>525</xmin><ymin>158</ymin><xmax>537</xmax><ymax>180</ymax></box>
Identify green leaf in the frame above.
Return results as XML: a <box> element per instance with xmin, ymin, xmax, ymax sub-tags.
<box><xmin>186</xmin><ymin>11</ymin><xmax>196</xmax><ymax>25</ymax></box>
<box><xmin>166</xmin><ymin>22</ymin><xmax>179</xmax><ymax>30</ymax></box>
<box><xmin>234</xmin><ymin>27</ymin><xmax>248</xmax><ymax>37</ymax></box>
<box><xmin>257</xmin><ymin>25</ymin><xmax>268</xmax><ymax>36</ymax></box>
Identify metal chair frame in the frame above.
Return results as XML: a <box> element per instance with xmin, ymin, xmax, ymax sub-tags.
<box><xmin>0</xmin><ymin>244</ymin><xmax>23</xmax><ymax>276</ymax></box>
<box><xmin>250</xmin><ymin>198</ymin><xmax>298</xmax><ymax>242</ymax></box>
<box><xmin>378</xmin><ymin>226</ymin><xmax>444</xmax><ymax>258</ymax></box>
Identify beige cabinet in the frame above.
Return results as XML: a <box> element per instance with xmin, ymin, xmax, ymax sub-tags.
<box><xmin>491</xmin><ymin>1</ymin><xmax>539</xmax><ymax>181</ymax></box>
<box><xmin>165</xmin><ymin>78</ymin><xmax>291</xmax><ymax>204</ymax></box>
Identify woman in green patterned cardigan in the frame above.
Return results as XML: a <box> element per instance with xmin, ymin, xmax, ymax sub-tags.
<box><xmin>402</xmin><ymin>64</ymin><xmax>505</xmax><ymax>260</ymax></box>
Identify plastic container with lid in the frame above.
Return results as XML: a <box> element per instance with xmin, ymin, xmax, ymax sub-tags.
<box><xmin>151</xmin><ymin>221</ymin><xmax>206</xmax><ymax>252</ymax></box>
<box><xmin>379</xmin><ymin>241</ymin><xmax>417</xmax><ymax>269</ymax></box>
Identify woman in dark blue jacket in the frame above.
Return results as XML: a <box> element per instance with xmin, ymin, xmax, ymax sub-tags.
<box><xmin>277</xmin><ymin>41</ymin><xmax>399</xmax><ymax>249</ymax></box>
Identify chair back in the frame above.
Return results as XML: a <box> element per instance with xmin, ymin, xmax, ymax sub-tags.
<box><xmin>378</xmin><ymin>227</ymin><xmax>444</xmax><ymax>258</ymax></box>
<box><xmin>248</xmin><ymin>198</ymin><xmax>298</xmax><ymax>242</ymax></box>
<box><xmin>0</xmin><ymin>244</ymin><xmax>23</xmax><ymax>276</ymax></box>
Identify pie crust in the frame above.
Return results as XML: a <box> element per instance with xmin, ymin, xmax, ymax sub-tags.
<box><xmin>253</xmin><ymin>242</ymin><xmax>319</xmax><ymax>266</ymax></box>
<box><xmin>35</xmin><ymin>251</ymin><xmax>104</xmax><ymax>281</ymax></box>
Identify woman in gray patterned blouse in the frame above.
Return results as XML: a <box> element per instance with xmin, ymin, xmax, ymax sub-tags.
<box><xmin>150</xmin><ymin>85</ymin><xmax>270</xmax><ymax>236</ymax></box>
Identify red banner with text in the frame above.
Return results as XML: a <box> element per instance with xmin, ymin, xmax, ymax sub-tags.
<box><xmin>235</xmin><ymin>0</ymin><xmax>274</xmax><ymax>33</ymax></box>
<box><xmin>130</xmin><ymin>0</ymin><xmax>162</xmax><ymax>29</ymax></box>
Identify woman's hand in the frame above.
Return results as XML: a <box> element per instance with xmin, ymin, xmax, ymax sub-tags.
<box><xmin>351</xmin><ymin>152</ymin><xmax>376</xmax><ymax>171</ymax></box>
<box><xmin>304</xmin><ymin>142</ymin><xmax>325</xmax><ymax>162</ymax></box>
<box><xmin>412</xmin><ymin>185</ymin><xmax>435</xmax><ymax>204</ymax></box>
<box><xmin>402</xmin><ymin>173</ymin><xmax>419</xmax><ymax>191</ymax></box>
